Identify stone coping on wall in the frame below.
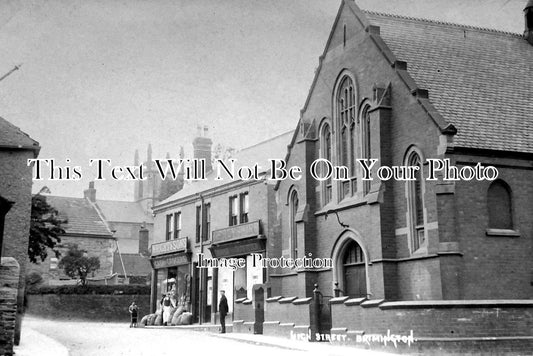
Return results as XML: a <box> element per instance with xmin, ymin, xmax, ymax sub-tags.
<box><xmin>266</xmin><ymin>296</ymin><xmax>282</xmax><ymax>303</ymax></box>
<box><xmin>235</xmin><ymin>297</ymin><xmax>248</xmax><ymax>304</ymax></box>
<box><xmin>293</xmin><ymin>297</ymin><xmax>312</xmax><ymax>305</ymax></box>
<box><xmin>378</xmin><ymin>299</ymin><xmax>533</xmax><ymax>310</ymax></box>
<box><xmin>345</xmin><ymin>297</ymin><xmax>367</xmax><ymax>306</ymax></box>
<box><xmin>278</xmin><ymin>296</ymin><xmax>298</xmax><ymax>304</ymax></box>
<box><xmin>361</xmin><ymin>299</ymin><xmax>385</xmax><ymax>308</ymax></box>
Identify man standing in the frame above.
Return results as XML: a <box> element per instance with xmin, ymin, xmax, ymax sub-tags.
<box><xmin>218</xmin><ymin>290</ymin><xmax>228</xmax><ymax>333</ymax></box>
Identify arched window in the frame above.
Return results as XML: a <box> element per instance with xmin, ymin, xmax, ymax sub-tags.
<box><xmin>320</xmin><ymin>122</ymin><xmax>333</xmax><ymax>205</ymax></box>
<box><xmin>342</xmin><ymin>240</ymin><xmax>367</xmax><ymax>297</ymax></box>
<box><xmin>335</xmin><ymin>75</ymin><xmax>357</xmax><ymax>200</ymax></box>
<box><xmin>290</xmin><ymin>190</ymin><xmax>299</xmax><ymax>258</ymax></box>
<box><xmin>488</xmin><ymin>180</ymin><xmax>513</xmax><ymax>229</ymax></box>
<box><xmin>407</xmin><ymin>150</ymin><xmax>425</xmax><ymax>252</ymax></box>
<box><xmin>361</xmin><ymin>106</ymin><xmax>371</xmax><ymax>195</ymax></box>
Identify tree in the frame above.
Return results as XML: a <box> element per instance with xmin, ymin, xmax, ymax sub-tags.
<box><xmin>28</xmin><ymin>193</ymin><xmax>66</xmax><ymax>263</ymax></box>
<box><xmin>58</xmin><ymin>244</ymin><xmax>100</xmax><ymax>286</ymax></box>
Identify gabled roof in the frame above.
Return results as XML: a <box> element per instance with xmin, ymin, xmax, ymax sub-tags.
<box><xmin>96</xmin><ymin>200</ymin><xmax>153</xmax><ymax>224</ymax></box>
<box><xmin>0</xmin><ymin>116</ymin><xmax>40</xmax><ymax>155</ymax></box>
<box><xmin>45</xmin><ymin>196</ymin><xmax>113</xmax><ymax>238</ymax></box>
<box><xmin>364</xmin><ymin>12</ymin><xmax>533</xmax><ymax>153</ymax></box>
<box><xmin>155</xmin><ymin>130</ymin><xmax>294</xmax><ymax>210</ymax></box>
<box><xmin>113</xmin><ymin>253</ymin><xmax>151</xmax><ymax>277</ymax></box>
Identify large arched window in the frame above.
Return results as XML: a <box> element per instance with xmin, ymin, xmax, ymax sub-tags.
<box><xmin>487</xmin><ymin>180</ymin><xmax>513</xmax><ymax>229</ymax></box>
<box><xmin>290</xmin><ymin>190</ymin><xmax>299</xmax><ymax>258</ymax></box>
<box><xmin>406</xmin><ymin>149</ymin><xmax>425</xmax><ymax>252</ymax></box>
<box><xmin>335</xmin><ymin>74</ymin><xmax>357</xmax><ymax>200</ymax></box>
<box><xmin>320</xmin><ymin>122</ymin><xmax>333</xmax><ymax>206</ymax></box>
<box><xmin>361</xmin><ymin>106</ymin><xmax>371</xmax><ymax>195</ymax></box>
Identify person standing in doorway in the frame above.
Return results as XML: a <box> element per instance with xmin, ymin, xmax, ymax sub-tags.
<box><xmin>218</xmin><ymin>290</ymin><xmax>228</xmax><ymax>333</ymax></box>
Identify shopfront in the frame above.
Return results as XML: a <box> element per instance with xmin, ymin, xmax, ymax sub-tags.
<box><xmin>150</xmin><ymin>237</ymin><xmax>191</xmax><ymax>313</ymax></box>
<box><xmin>210</xmin><ymin>220</ymin><xmax>266</xmax><ymax>319</ymax></box>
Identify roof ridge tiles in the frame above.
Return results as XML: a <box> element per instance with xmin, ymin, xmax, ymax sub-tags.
<box><xmin>363</xmin><ymin>10</ymin><xmax>522</xmax><ymax>37</ymax></box>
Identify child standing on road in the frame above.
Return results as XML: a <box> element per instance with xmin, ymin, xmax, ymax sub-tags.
<box><xmin>129</xmin><ymin>301</ymin><xmax>139</xmax><ymax>328</ymax></box>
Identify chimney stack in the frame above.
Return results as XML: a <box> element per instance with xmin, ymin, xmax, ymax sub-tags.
<box><xmin>193</xmin><ymin>124</ymin><xmax>213</xmax><ymax>173</ymax></box>
<box><xmin>84</xmin><ymin>181</ymin><xmax>96</xmax><ymax>202</ymax></box>
<box><xmin>139</xmin><ymin>225</ymin><xmax>149</xmax><ymax>256</ymax></box>
<box><xmin>524</xmin><ymin>0</ymin><xmax>533</xmax><ymax>45</ymax></box>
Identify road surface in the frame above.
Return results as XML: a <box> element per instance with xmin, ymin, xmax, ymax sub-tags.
<box><xmin>15</xmin><ymin>316</ymin><xmax>396</xmax><ymax>356</ymax></box>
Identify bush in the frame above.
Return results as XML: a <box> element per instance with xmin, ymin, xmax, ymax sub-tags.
<box><xmin>27</xmin><ymin>284</ymin><xmax>150</xmax><ymax>295</ymax></box>
<box><xmin>26</xmin><ymin>272</ymin><xmax>44</xmax><ymax>287</ymax></box>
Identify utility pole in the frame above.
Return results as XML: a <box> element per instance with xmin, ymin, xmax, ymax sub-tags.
<box><xmin>0</xmin><ymin>64</ymin><xmax>22</xmax><ymax>83</ymax></box>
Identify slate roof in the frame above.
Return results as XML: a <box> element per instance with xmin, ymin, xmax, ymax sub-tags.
<box><xmin>155</xmin><ymin>130</ymin><xmax>294</xmax><ymax>209</ymax></box>
<box><xmin>0</xmin><ymin>116</ymin><xmax>40</xmax><ymax>154</ymax></box>
<box><xmin>96</xmin><ymin>200</ymin><xmax>153</xmax><ymax>224</ymax></box>
<box><xmin>113</xmin><ymin>253</ymin><xmax>151</xmax><ymax>276</ymax></box>
<box><xmin>45</xmin><ymin>196</ymin><xmax>113</xmax><ymax>237</ymax></box>
<box><xmin>364</xmin><ymin>12</ymin><xmax>533</xmax><ymax>153</ymax></box>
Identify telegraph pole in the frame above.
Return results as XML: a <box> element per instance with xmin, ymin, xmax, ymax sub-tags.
<box><xmin>0</xmin><ymin>64</ymin><xmax>22</xmax><ymax>83</ymax></box>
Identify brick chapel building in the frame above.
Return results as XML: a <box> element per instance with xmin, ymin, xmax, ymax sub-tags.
<box><xmin>231</xmin><ymin>0</ymin><xmax>533</xmax><ymax>353</ymax></box>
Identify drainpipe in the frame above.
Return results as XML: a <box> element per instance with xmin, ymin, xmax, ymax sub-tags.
<box><xmin>198</xmin><ymin>193</ymin><xmax>205</xmax><ymax>325</ymax></box>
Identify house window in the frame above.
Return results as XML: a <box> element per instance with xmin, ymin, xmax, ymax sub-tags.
<box><xmin>229</xmin><ymin>195</ymin><xmax>238</xmax><ymax>226</ymax></box>
<box><xmin>290</xmin><ymin>190</ymin><xmax>299</xmax><ymax>258</ymax></box>
<box><xmin>50</xmin><ymin>257</ymin><xmax>58</xmax><ymax>270</ymax></box>
<box><xmin>361</xmin><ymin>106</ymin><xmax>371</xmax><ymax>195</ymax></box>
<box><xmin>335</xmin><ymin>75</ymin><xmax>357</xmax><ymax>200</ymax></box>
<box><xmin>239</xmin><ymin>192</ymin><xmax>249</xmax><ymax>224</ymax></box>
<box><xmin>166</xmin><ymin>214</ymin><xmax>173</xmax><ymax>241</ymax></box>
<box><xmin>320</xmin><ymin>123</ymin><xmax>333</xmax><ymax>206</ymax></box>
<box><xmin>173</xmin><ymin>212</ymin><xmax>181</xmax><ymax>239</ymax></box>
<box><xmin>407</xmin><ymin>150</ymin><xmax>425</xmax><ymax>252</ymax></box>
<box><xmin>488</xmin><ymin>180</ymin><xmax>513</xmax><ymax>229</ymax></box>
<box><xmin>204</xmin><ymin>203</ymin><xmax>211</xmax><ymax>241</ymax></box>
<box><xmin>195</xmin><ymin>205</ymin><xmax>201</xmax><ymax>243</ymax></box>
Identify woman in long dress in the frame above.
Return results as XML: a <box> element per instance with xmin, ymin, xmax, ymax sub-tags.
<box><xmin>160</xmin><ymin>293</ymin><xmax>175</xmax><ymax>326</ymax></box>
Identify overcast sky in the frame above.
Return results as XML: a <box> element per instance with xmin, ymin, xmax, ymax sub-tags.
<box><xmin>0</xmin><ymin>0</ymin><xmax>526</xmax><ymax>201</ymax></box>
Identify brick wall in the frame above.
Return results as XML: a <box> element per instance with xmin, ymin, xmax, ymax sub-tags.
<box><xmin>0</xmin><ymin>258</ymin><xmax>19</xmax><ymax>356</ymax></box>
<box><xmin>25</xmin><ymin>294</ymin><xmax>150</xmax><ymax>321</ymax></box>
<box><xmin>0</xmin><ymin>149</ymin><xmax>35</xmax><ymax>346</ymax></box>
<box><xmin>330</xmin><ymin>298</ymin><xmax>533</xmax><ymax>354</ymax></box>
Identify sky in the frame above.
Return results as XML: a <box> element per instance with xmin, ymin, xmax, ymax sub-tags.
<box><xmin>0</xmin><ymin>0</ymin><xmax>526</xmax><ymax>201</ymax></box>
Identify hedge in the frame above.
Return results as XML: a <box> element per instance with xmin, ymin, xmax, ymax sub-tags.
<box><xmin>27</xmin><ymin>284</ymin><xmax>151</xmax><ymax>295</ymax></box>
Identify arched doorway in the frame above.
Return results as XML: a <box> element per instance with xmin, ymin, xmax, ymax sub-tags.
<box><xmin>332</xmin><ymin>230</ymin><xmax>370</xmax><ymax>298</ymax></box>
<box><xmin>342</xmin><ymin>240</ymin><xmax>367</xmax><ymax>297</ymax></box>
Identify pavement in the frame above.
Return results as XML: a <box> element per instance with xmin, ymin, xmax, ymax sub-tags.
<box><xmin>14</xmin><ymin>316</ymin><xmax>396</xmax><ymax>356</ymax></box>
<box><xmin>14</xmin><ymin>326</ymin><xmax>69</xmax><ymax>356</ymax></box>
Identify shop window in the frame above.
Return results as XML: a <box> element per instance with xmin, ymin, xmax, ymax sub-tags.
<box><xmin>173</xmin><ymin>212</ymin><xmax>181</xmax><ymax>239</ymax></box>
<box><xmin>406</xmin><ymin>150</ymin><xmax>425</xmax><ymax>252</ymax></box>
<box><xmin>229</xmin><ymin>195</ymin><xmax>238</xmax><ymax>226</ymax></box>
<box><xmin>239</xmin><ymin>192</ymin><xmax>249</xmax><ymax>223</ymax></box>
<box><xmin>488</xmin><ymin>180</ymin><xmax>513</xmax><ymax>229</ymax></box>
